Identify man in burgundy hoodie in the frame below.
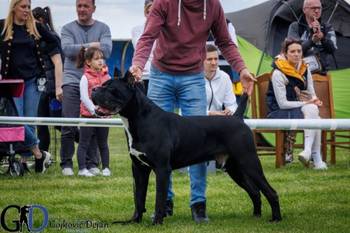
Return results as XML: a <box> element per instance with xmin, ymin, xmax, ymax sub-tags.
<box><xmin>130</xmin><ymin>0</ymin><xmax>255</xmax><ymax>223</ymax></box>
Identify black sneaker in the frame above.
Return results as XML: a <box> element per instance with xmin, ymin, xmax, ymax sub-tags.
<box><xmin>35</xmin><ymin>151</ymin><xmax>51</xmax><ymax>173</ymax></box>
<box><xmin>191</xmin><ymin>202</ymin><xmax>209</xmax><ymax>223</ymax></box>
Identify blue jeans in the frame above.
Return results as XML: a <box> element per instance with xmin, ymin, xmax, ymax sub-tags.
<box><xmin>13</xmin><ymin>78</ymin><xmax>41</xmax><ymax>118</ymax></box>
<box><xmin>148</xmin><ymin>65</ymin><xmax>207</xmax><ymax>206</ymax></box>
<box><xmin>14</xmin><ymin>78</ymin><xmax>41</xmax><ymax>156</ymax></box>
<box><xmin>24</xmin><ymin>125</ymin><xmax>39</xmax><ymax>148</ymax></box>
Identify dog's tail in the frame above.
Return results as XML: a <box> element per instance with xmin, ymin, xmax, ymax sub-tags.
<box><xmin>232</xmin><ymin>93</ymin><xmax>248</xmax><ymax>120</ymax></box>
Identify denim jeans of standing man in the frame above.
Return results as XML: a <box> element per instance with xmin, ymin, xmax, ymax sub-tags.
<box><xmin>148</xmin><ymin>65</ymin><xmax>207</xmax><ymax>207</ymax></box>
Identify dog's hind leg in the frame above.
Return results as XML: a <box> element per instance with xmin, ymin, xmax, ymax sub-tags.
<box><xmin>232</xmin><ymin>155</ymin><xmax>282</xmax><ymax>222</ymax></box>
<box><xmin>249</xmin><ymin>170</ymin><xmax>282</xmax><ymax>222</ymax></box>
<box><xmin>225</xmin><ymin>159</ymin><xmax>262</xmax><ymax>218</ymax></box>
<box><xmin>153</xmin><ymin>166</ymin><xmax>172</xmax><ymax>225</ymax></box>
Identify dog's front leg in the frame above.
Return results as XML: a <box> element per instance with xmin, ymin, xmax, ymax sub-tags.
<box><xmin>131</xmin><ymin>157</ymin><xmax>152</xmax><ymax>223</ymax></box>
<box><xmin>153</xmin><ymin>166</ymin><xmax>171</xmax><ymax>225</ymax></box>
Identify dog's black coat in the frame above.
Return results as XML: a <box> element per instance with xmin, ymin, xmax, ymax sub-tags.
<box><xmin>92</xmin><ymin>74</ymin><xmax>282</xmax><ymax>225</ymax></box>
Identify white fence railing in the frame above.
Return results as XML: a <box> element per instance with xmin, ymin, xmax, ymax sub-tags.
<box><xmin>1</xmin><ymin>117</ymin><xmax>350</xmax><ymax>130</ymax></box>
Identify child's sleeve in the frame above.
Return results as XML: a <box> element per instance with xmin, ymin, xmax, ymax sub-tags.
<box><xmin>80</xmin><ymin>75</ymin><xmax>96</xmax><ymax>115</ymax></box>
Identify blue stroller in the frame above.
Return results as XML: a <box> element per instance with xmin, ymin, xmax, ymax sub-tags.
<box><xmin>0</xmin><ymin>79</ymin><xmax>26</xmax><ymax>176</ymax></box>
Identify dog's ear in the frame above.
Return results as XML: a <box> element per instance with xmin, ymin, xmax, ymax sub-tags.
<box><xmin>123</xmin><ymin>71</ymin><xmax>136</xmax><ymax>86</ymax></box>
<box><xmin>123</xmin><ymin>71</ymin><xmax>147</xmax><ymax>94</ymax></box>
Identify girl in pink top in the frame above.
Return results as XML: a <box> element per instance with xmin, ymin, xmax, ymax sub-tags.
<box><xmin>76</xmin><ymin>47</ymin><xmax>111</xmax><ymax>177</ymax></box>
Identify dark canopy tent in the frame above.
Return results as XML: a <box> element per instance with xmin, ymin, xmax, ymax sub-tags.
<box><xmin>226</xmin><ymin>0</ymin><xmax>350</xmax><ymax>71</ymax></box>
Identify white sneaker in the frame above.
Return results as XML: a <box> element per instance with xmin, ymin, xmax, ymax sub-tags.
<box><xmin>42</xmin><ymin>151</ymin><xmax>52</xmax><ymax>168</ymax></box>
<box><xmin>78</xmin><ymin>169</ymin><xmax>95</xmax><ymax>177</ymax></box>
<box><xmin>102</xmin><ymin>168</ymin><xmax>111</xmax><ymax>177</ymax></box>
<box><xmin>298</xmin><ymin>150</ymin><xmax>311</xmax><ymax>167</ymax></box>
<box><xmin>89</xmin><ymin>167</ymin><xmax>101</xmax><ymax>175</ymax></box>
<box><xmin>314</xmin><ymin>161</ymin><xmax>328</xmax><ymax>170</ymax></box>
<box><xmin>62</xmin><ymin>167</ymin><xmax>74</xmax><ymax>176</ymax></box>
<box><xmin>285</xmin><ymin>153</ymin><xmax>293</xmax><ymax>164</ymax></box>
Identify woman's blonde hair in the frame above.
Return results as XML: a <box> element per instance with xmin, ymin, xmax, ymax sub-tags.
<box><xmin>1</xmin><ymin>0</ymin><xmax>40</xmax><ymax>41</ymax></box>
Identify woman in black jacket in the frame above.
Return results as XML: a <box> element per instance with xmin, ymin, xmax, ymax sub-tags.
<box><xmin>0</xmin><ymin>0</ymin><xmax>59</xmax><ymax>171</ymax></box>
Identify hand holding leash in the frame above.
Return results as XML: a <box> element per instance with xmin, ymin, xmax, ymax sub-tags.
<box><xmin>129</xmin><ymin>65</ymin><xmax>143</xmax><ymax>81</ymax></box>
<box><xmin>240</xmin><ymin>68</ymin><xmax>256</xmax><ymax>96</ymax></box>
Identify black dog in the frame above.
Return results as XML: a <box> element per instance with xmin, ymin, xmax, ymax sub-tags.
<box><xmin>91</xmin><ymin>74</ymin><xmax>282</xmax><ymax>225</ymax></box>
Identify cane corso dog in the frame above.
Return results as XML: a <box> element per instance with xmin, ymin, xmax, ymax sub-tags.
<box><xmin>91</xmin><ymin>73</ymin><xmax>282</xmax><ymax>225</ymax></box>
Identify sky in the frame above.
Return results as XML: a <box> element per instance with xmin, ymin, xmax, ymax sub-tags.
<box><xmin>0</xmin><ymin>0</ymin><xmax>268</xmax><ymax>39</ymax></box>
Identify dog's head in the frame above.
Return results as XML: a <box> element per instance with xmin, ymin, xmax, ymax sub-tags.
<box><xmin>91</xmin><ymin>71</ymin><xmax>137</xmax><ymax>115</ymax></box>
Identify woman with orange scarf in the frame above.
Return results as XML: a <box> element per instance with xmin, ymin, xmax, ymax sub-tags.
<box><xmin>266</xmin><ymin>38</ymin><xmax>327</xmax><ymax>170</ymax></box>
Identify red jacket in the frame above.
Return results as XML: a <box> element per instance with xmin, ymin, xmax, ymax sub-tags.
<box><xmin>132</xmin><ymin>0</ymin><xmax>246</xmax><ymax>75</ymax></box>
<box><xmin>80</xmin><ymin>66</ymin><xmax>110</xmax><ymax>117</ymax></box>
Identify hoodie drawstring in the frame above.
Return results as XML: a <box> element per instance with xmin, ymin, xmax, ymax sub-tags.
<box><xmin>177</xmin><ymin>0</ymin><xmax>182</xmax><ymax>26</ymax></box>
<box><xmin>177</xmin><ymin>0</ymin><xmax>207</xmax><ymax>27</ymax></box>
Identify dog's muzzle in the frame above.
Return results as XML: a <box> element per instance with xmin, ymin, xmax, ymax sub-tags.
<box><xmin>91</xmin><ymin>88</ymin><xmax>121</xmax><ymax>116</ymax></box>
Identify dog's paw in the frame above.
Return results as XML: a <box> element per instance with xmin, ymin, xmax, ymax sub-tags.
<box><xmin>253</xmin><ymin>213</ymin><xmax>262</xmax><ymax>218</ymax></box>
<box><xmin>269</xmin><ymin>216</ymin><xmax>282</xmax><ymax>223</ymax></box>
<box><xmin>130</xmin><ymin>212</ymin><xmax>143</xmax><ymax>223</ymax></box>
<box><xmin>112</xmin><ymin>212</ymin><xmax>143</xmax><ymax>225</ymax></box>
<box><xmin>152</xmin><ymin>215</ymin><xmax>164</xmax><ymax>225</ymax></box>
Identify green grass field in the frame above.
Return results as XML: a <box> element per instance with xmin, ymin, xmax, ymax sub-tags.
<box><xmin>1</xmin><ymin>127</ymin><xmax>350</xmax><ymax>233</ymax></box>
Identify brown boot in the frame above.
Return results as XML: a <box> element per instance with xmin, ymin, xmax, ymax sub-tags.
<box><xmin>284</xmin><ymin>131</ymin><xmax>296</xmax><ymax>163</ymax></box>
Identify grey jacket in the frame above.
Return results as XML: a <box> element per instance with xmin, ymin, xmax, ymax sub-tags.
<box><xmin>61</xmin><ymin>20</ymin><xmax>112</xmax><ymax>87</ymax></box>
